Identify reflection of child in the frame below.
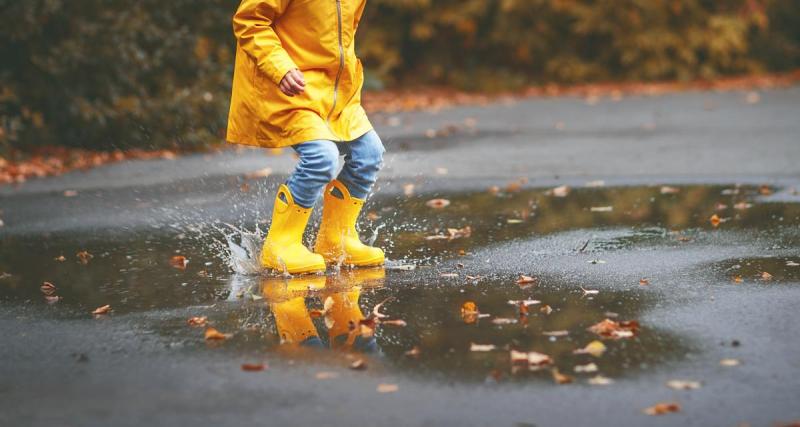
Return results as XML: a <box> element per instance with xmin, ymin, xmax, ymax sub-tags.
<box><xmin>227</xmin><ymin>0</ymin><xmax>384</xmax><ymax>274</ymax></box>
<box><xmin>262</xmin><ymin>269</ymin><xmax>385</xmax><ymax>352</ymax></box>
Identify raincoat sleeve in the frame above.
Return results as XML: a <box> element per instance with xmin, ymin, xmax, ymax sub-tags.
<box><xmin>233</xmin><ymin>0</ymin><xmax>297</xmax><ymax>86</ymax></box>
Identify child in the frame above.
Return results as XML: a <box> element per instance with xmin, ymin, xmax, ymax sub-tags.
<box><xmin>227</xmin><ymin>0</ymin><xmax>385</xmax><ymax>274</ymax></box>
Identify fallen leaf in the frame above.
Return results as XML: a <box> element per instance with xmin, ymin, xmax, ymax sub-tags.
<box><xmin>371</xmin><ymin>297</ymin><xmax>393</xmax><ymax>320</ymax></box>
<box><xmin>507</xmin><ymin>299</ymin><xmax>541</xmax><ymax>307</ymax></box>
<box><xmin>540</xmin><ymin>304</ymin><xmax>553</xmax><ymax>315</ymax></box>
<box><xmin>710</xmin><ymin>214</ymin><xmax>727</xmax><ymax>227</ymax></box>
<box><xmin>666</xmin><ymin>380</ymin><xmax>702</xmax><ymax>390</ymax></box>
<box><xmin>639</xmin><ymin>278</ymin><xmax>650</xmax><ymax>286</ymax></box>
<box><xmin>660</xmin><ymin>186</ymin><xmax>680</xmax><ymax>195</ymax></box>
<box><xmin>510</xmin><ymin>350</ymin><xmax>552</xmax><ymax>368</ymax></box>
<box><xmin>732</xmin><ymin>275</ymin><xmax>743</xmax><ymax>283</ymax></box>
<box><xmin>40</xmin><ymin>282</ymin><xmax>57</xmax><ymax>296</ymax></box>
<box><xmin>76</xmin><ymin>250</ymin><xmax>93</xmax><ymax>265</ymax></box>
<box><xmin>516</xmin><ymin>275</ymin><xmax>538</xmax><ymax>287</ymax></box>
<box><xmin>574</xmin><ymin>363</ymin><xmax>599</xmax><ymax>373</ymax></box>
<box><xmin>447</xmin><ymin>226</ymin><xmax>472</xmax><ymax>240</ymax></box>
<box><xmin>170</xmin><ymin>255</ymin><xmax>189</xmax><ymax>270</ymax></box>
<box><xmin>720</xmin><ymin>358</ymin><xmax>740</xmax><ymax>367</ymax></box>
<box><xmin>54</xmin><ymin>255</ymin><xmax>66</xmax><ymax>262</ymax></box>
<box><xmin>574</xmin><ymin>340</ymin><xmax>607</xmax><ymax>357</ymax></box>
<box><xmin>315</xmin><ymin>371</ymin><xmax>339</xmax><ymax>379</ymax></box>
<box><xmin>425</xmin><ymin>198</ymin><xmax>450</xmax><ymax>209</ymax></box>
<box><xmin>63</xmin><ymin>190</ymin><xmax>78</xmax><ymax>197</ymax></box>
<box><xmin>470</xmin><ymin>343</ymin><xmax>497</xmax><ymax>352</ymax></box>
<box><xmin>461</xmin><ymin>301</ymin><xmax>480</xmax><ymax>324</ymax></box>
<box><xmin>91</xmin><ymin>304</ymin><xmax>111</xmax><ymax>315</ymax></box>
<box><xmin>761</xmin><ymin>271</ymin><xmax>773</xmax><ymax>281</ymax></box>
<box><xmin>377</xmin><ymin>383</ymin><xmax>398</xmax><ymax>393</ymax></box>
<box><xmin>733</xmin><ymin>202</ymin><xmax>753</xmax><ymax>210</ymax></box>
<box><xmin>204</xmin><ymin>327</ymin><xmax>232</xmax><ymax>340</ymax></box>
<box><xmin>187</xmin><ymin>316</ymin><xmax>208</xmax><ymax>327</ymax></box>
<box><xmin>588</xmin><ymin>375</ymin><xmax>613</xmax><ymax>385</ymax></box>
<box><xmin>382</xmin><ymin>319</ymin><xmax>407</xmax><ymax>327</ymax></box>
<box><xmin>549</xmin><ymin>185</ymin><xmax>571</xmax><ymax>197</ymax></box>
<box><xmin>44</xmin><ymin>295</ymin><xmax>61</xmax><ymax>304</ymax></box>
<box><xmin>552</xmin><ymin>368</ymin><xmax>574</xmax><ymax>384</ymax></box>
<box><xmin>402</xmin><ymin>183</ymin><xmax>415</xmax><ymax>197</ymax></box>
<box><xmin>581</xmin><ymin>286</ymin><xmax>599</xmax><ymax>296</ymax></box>
<box><xmin>715</xmin><ymin>203</ymin><xmax>729</xmax><ymax>211</ymax></box>
<box><xmin>746</xmin><ymin>91</ymin><xmax>761</xmax><ymax>104</ymax></box>
<box><xmin>350</xmin><ymin>359</ymin><xmax>367</xmax><ymax>370</ymax></box>
<box><xmin>241</xmin><ymin>363</ymin><xmax>266</xmax><ymax>372</ymax></box>
<box><xmin>643</xmin><ymin>402</ymin><xmax>681</xmax><ymax>415</ymax></box>
<box><xmin>404</xmin><ymin>346</ymin><xmax>421</xmax><ymax>358</ymax></box>
<box><xmin>759</xmin><ymin>184</ymin><xmax>772</xmax><ymax>195</ymax></box>
<box><xmin>588</xmin><ymin>318</ymin><xmax>640</xmax><ymax>339</ymax></box>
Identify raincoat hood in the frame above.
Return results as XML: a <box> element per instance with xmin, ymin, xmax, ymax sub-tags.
<box><xmin>226</xmin><ymin>0</ymin><xmax>372</xmax><ymax>148</ymax></box>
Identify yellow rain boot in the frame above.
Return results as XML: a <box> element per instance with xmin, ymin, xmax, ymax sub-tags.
<box><xmin>261</xmin><ymin>184</ymin><xmax>326</xmax><ymax>274</ymax></box>
<box><xmin>261</xmin><ymin>275</ymin><xmax>326</xmax><ymax>345</ymax></box>
<box><xmin>314</xmin><ymin>180</ymin><xmax>385</xmax><ymax>267</ymax></box>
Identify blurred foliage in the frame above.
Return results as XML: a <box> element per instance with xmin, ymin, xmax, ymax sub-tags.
<box><xmin>1</xmin><ymin>0</ymin><xmax>798</xmax><ymax>152</ymax></box>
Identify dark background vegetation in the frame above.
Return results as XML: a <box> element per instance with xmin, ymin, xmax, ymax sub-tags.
<box><xmin>1</xmin><ymin>0</ymin><xmax>798</xmax><ymax>153</ymax></box>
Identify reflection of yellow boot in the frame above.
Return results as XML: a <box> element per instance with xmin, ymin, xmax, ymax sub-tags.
<box><xmin>324</xmin><ymin>267</ymin><xmax>385</xmax><ymax>351</ymax></box>
<box><xmin>261</xmin><ymin>276</ymin><xmax>326</xmax><ymax>345</ymax></box>
<box><xmin>314</xmin><ymin>180</ymin><xmax>384</xmax><ymax>267</ymax></box>
<box><xmin>325</xmin><ymin>288</ymin><xmax>365</xmax><ymax>348</ymax></box>
<box><xmin>261</xmin><ymin>185</ymin><xmax>326</xmax><ymax>274</ymax></box>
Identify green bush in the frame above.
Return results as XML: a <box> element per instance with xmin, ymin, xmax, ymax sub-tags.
<box><xmin>1</xmin><ymin>0</ymin><xmax>798</xmax><ymax>152</ymax></box>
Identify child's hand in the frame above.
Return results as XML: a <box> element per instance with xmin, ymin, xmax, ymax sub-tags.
<box><xmin>279</xmin><ymin>69</ymin><xmax>306</xmax><ymax>96</ymax></box>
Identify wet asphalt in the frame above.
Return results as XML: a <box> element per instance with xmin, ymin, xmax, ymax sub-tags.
<box><xmin>1</xmin><ymin>87</ymin><xmax>800</xmax><ymax>427</ymax></box>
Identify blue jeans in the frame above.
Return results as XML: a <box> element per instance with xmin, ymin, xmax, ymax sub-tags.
<box><xmin>286</xmin><ymin>130</ymin><xmax>385</xmax><ymax>208</ymax></box>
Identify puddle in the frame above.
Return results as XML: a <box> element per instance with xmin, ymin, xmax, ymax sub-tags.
<box><xmin>1</xmin><ymin>183</ymin><xmax>798</xmax><ymax>383</ymax></box>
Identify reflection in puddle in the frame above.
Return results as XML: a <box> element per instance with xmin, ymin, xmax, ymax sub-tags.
<box><xmin>1</xmin><ymin>183</ymin><xmax>798</xmax><ymax>383</ymax></box>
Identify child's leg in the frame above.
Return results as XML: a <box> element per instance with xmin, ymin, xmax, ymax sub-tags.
<box><xmin>335</xmin><ymin>130</ymin><xmax>385</xmax><ymax>200</ymax></box>
<box><xmin>286</xmin><ymin>140</ymin><xmax>340</xmax><ymax>208</ymax></box>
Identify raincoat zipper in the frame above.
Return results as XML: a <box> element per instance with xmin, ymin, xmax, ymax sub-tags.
<box><xmin>326</xmin><ymin>0</ymin><xmax>345</xmax><ymax>141</ymax></box>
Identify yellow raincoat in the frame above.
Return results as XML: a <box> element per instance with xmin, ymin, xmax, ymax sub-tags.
<box><xmin>226</xmin><ymin>0</ymin><xmax>373</xmax><ymax>148</ymax></box>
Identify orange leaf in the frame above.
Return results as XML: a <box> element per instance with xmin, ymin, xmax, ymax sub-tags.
<box><xmin>643</xmin><ymin>402</ymin><xmax>681</xmax><ymax>415</ymax></box>
<box><xmin>204</xmin><ymin>327</ymin><xmax>231</xmax><ymax>340</ymax></box>
<box><xmin>76</xmin><ymin>250</ymin><xmax>93</xmax><ymax>265</ymax></box>
<box><xmin>187</xmin><ymin>316</ymin><xmax>208</xmax><ymax>327</ymax></box>
<box><xmin>552</xmin><ymin>368</ymin><xmax>573</xmax><ymax>384</ymax></box>
<box><xmin>92</xmin><ymin>304</ymin><xmax>111</xmax><ymax>315</ymax></box>
<box><xmin>425</xmin><ymin>198</ymin><xmax>450</xmax><ymax>209</ymax></box>
<box><xmin>170</xmin><ymin>255</ymin><xmax>188</xmax><ymax>270</ymax></box>
<box><xmin>40</xmin><ymin>282</ymin><xmax>56</xmax><ymax>296</ymax></box>
<box><xmin>241</xmin><ymin>363</ymin><xmax>266</xmax><ymax>372</ymax></box>
<box><xmin>377</xmin><ymin>383</ymin><xmax>399</xmax><ymax>393</ymax></box>
<box><xmin>516</xmin><ymin>275</ymin><xmax>538</xmax><ymax>287</ymax></box>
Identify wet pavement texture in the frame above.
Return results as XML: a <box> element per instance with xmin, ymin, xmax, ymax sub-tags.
<box><xmin>2</xmin><ymin>88</ymin><xmax>800</xmax><ymax>427</ymax></box>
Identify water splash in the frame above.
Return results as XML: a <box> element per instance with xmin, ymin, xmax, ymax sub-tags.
<box><xmin>224</xmin><ymin>224</ymin><xmax>263</xmax><ymax>275</ymax></box>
